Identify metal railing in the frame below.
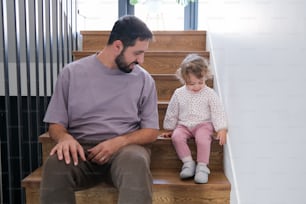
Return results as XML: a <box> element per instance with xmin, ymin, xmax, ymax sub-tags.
<box><xmin>0</xmin><ymin>0</ymin><xmax>77</xmax><ymax>203</ymax></box>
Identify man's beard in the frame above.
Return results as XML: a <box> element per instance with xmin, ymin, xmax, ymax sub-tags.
<box><xmin>115</xmin><ymin>51</ymin><xmax>138</xmax><ymax>73</ymax></box>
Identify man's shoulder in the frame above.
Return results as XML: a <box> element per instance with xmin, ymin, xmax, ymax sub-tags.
<box><xmin>134</xmin><ymin>65</ymin><xmax>154</xmax><ymax>81</ymax></box>
<box><xmin>135</xmin><ymin>65</ymin><xmax>149</xmax><ymax>74</ymax></box>
<box><xmin>68</xmin><ymin>54</ymin><xmax>96</xmax><ymax>67</ymax></box>
<box><xmin>61</xmin><ymin>54</ymin><xmax>96</xmax><ymax>74</ymax></box>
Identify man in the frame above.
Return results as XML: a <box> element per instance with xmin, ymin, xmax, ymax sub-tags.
<box><xmin>40</xmin><ymin>15</ymin><xmax>159</xmax><ymax>204</ymax></box>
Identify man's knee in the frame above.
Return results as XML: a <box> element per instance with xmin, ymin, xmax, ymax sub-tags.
<box><xmin>117</xmin><ymin>145</ymin><xmax>150</xmax><ymax>166</ymax></box>
<box><xmin>111</xmin><ymin>145</ymin><xmax>152</xmax><ymax>184</ymax></box>
<box><xmin>41</xmin><ymin>154</ymin><xmax>79</xmax><ymax>191</ymax></box>
<box><xmin>112</xmin><ymin>145</ymin><xmax>153</xmax><ymax>204</ymax></box>
<box><xmin>40</xmin><ymin>155</ymin><xmax>77</xmax><ymax>204</ymax></box>
<box><xmin>43</xmin><ymin>154</ymin><xmax>74</xmax><ymax>175</ymax></box>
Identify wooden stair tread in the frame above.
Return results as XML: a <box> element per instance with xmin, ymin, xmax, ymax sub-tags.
<box><xmin>38</xmin><ymin>133</ymin><xmax>223</xmax><ymax>172</ymax></box>
<box><xmin>22</xmin><ymin>168</ymin><xmax>230</xmax><ymax>203</ymax></box>
<box><xmin>153</xmin><ymin>169</ymin><xmax>230</xmax><ymax>189</ymax></box>
<box><xmin>73</xmin><ymin>50</ymin><xmax>209</xmax><ymax>54</ymax></box>
<box><xmin>72</xmin><ymin>50</ymin><xmax>209</xmax><ymax>58</ymax></box>
<box><xmin>72</xmin><ymin>51</ymin><xmax>210</xmax><ymax>75</ymax></box>
<box><xmin>80</xmin><ymin>30</ymin><xmax>207</xmax><ymax>51</ymax></box>
<box><xmin>22</xmin><ymin>168</ymin><xmax>42</xmax><ymax>188</ymax></box>
<box><xmin>37</xmin><ymin>132</ymin><xmax>189</xmax><ymax>142</ymax></box>
<box><xmin>22</xmin><ymin>167</ymin><xmax>230</xmax><ymax>190</ymax></box>
<box><xmin>81</xmin><ymin>30</ymin><xmax>206</xmax><ymax>35</ymax></box>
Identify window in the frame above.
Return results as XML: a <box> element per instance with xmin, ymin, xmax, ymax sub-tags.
<box><xmin>77</xmin><ymin>0</ymin><xmax>118</xmax><ymax>30</ymax></box>
<box><xmin>76</xmin><ymin>0</ymin><xmax>197</xmax><ymax>31</ymax></box>
<box><xmin>198</xmin><ymin>0</ymin><xmax>209</xmax><ymax>30</ymax></box>
<box><xmin>134</xmin><ymin>0</ymin><xmax>185</xmax><ymax>30</ymax></box>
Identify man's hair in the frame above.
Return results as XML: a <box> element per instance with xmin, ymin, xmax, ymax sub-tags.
<box><xmin>107</xmin><ymin>15</ymin><xmax>153</xmax><ymax>47</ymax></box>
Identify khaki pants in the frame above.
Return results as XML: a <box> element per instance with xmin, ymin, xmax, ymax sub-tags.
<box><xmin>40</xmin><ymin>143</ymin><xmax>152</xmax><ymax>204</ymax></box>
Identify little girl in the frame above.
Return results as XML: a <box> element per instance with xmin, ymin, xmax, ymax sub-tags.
<box><xmin>162</xmin><ymin>53</ymin><xmax>228</xmax><ymax>184</ymax></box>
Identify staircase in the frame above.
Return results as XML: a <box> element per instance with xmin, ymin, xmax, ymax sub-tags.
<box><xmin>22</xmin><ymin>30</ymin><xmax>230</xmax><ymax>204</ymax></box>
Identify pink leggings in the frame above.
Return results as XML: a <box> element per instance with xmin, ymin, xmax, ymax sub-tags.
<box><xmin>172</xmin><ymin>122</ymin><xmax>214</xmax><ymax>164</ymax></box>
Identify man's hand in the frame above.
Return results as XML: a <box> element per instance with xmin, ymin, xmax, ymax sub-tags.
<box><xmin>87</xmin><ymin>137</ymin><xmax>125</xmax><ymax>165</ymax></box>
<box><xmin>48</xmin><ymin>123</ymin><xmax>86</xmax><ymax>166</ymax></box>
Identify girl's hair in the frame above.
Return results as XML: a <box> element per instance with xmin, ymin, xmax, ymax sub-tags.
<box><xmin>176</xmin><ymin>54</ymin><xmax>212</xmax><ymax>84</ymax></box>
<box><xmin>107</xmin><ymin>15</ymin><xmax>153</xmax><ymax>47</ymax></box>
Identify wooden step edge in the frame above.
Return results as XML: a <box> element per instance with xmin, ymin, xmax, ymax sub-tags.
<box><xmin>80</xmin><ymin>30</ymin><xmax>207</xmax><ymax>36</ymax></box>
<box><xmin>21</xmin><ymin>167</ymin><xmax>112</xmax><ymax>189</ymax></box>
<box><xmin>73</xmin><ymin>50</ymin><xmax>209</xmax><ymax>54</ymax></box>
<box><xmin>151</xmin><ymin>30</ymin><xmax>207</xmax><ymax>36</ymax></box>
<box><xmin>152</xmin><ymin>74</ymin><xmax>213</xmax><ymax>88</ymax></box>
<box><xmin>39</xmin><ymin>130</ymin><xmax>218</xmax><ymax>144</ymax></box>
<box><xmin>39</xmin><ymin>131</ymin><xmax>218</xmax><ymax>142</ymax></box>
<box><xmin>152</xmin><ymin>74</ymin><xmax>179</xmax><ymax>80</ymax></box>
<box><xmin>38</xmin><ymin>131</ymin><xmax>169</xmax><ymax>143</ymax></box>
<box><xmin>22</xmin><ymin>167</ymin><xmax>230</xmax><ymax>191</ymax></box>
<box><xmin>21</xmin><ymin>167</ymin><xmax>42</xmax><ymax>188</ymax></box>
<box><xmin>38</xmin><ymin>132</ymin><xmax>53</xmax><ymax>143</ymax></box>
<box><xmin>153</xmin><ymin>169</ymin><xmax>230</xmax><ymax>190</ymax></box>
<box><xmin>152</xmin><ymin>73</ymin><xmax>214</xmax><ymax>79</ymax></box>
<box><xmin>73</xmin><ymin>51</ymin><xmax>209</xmax><ymax>58</ymax></box>
<box><xmin>139</xmin><ymin>51</ymin><xmax>209</xmax><ymax>55</ymax></box>
<box><xmin>80</xmin><ymin>30</ymin><xmax>111</xmax><ymax>35</ymax></box>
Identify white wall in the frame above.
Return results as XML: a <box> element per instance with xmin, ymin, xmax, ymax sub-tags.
<box><xmin>202</xmin><ymin>0</ymin><xmax>306</xmax><ymax>203</ymax></box>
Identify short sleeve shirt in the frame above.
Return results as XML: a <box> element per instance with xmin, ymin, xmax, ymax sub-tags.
<box><xmin>44</xmin><ymin>54</ymin><xmax>159</xmax><ymax>141</ymax></box>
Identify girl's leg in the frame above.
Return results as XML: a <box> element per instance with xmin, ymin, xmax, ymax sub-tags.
<box><xmin>171</xmin><ymin>125</ymin><xmax>193</xmax><ymax>160</ymax></box>
<box><xmin>192</xmin><ymin>122</ymin><xmax>214</xmax><ymax>183</ymax></box>
<box><xmin>172</xmin><ymin>125</ymin><xmax>196</xmax><ymax>179</ymax></box>
<box><xmin>193</xmin><ymin>122</ymin><xmax>214</xmax><ymax>164</ymax></box>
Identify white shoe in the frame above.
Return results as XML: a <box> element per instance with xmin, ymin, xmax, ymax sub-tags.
<box><xmin>180</xmin><ymin>161</ymin><xmax>196</xmax><ymax>179</ymax></box>
<box><xmin>194</xmin><ymin>165</ymin><xmax>210</xmax><ymax>184</ymax></box>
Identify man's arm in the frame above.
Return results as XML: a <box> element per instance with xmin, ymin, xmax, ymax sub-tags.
<box><xmin>119</xmin><ymin>128</ymin><xmax>159</xmax><ymax>146</ymax></box>
<box><xmin>87</xmin><ymin>128</ymin><xmax>159</xmax><ymax>164</ymax></box>
<box><xmin>48</xmin><ymin>123</ymin><xmax>86</xmax><ymax>165</ymax></box>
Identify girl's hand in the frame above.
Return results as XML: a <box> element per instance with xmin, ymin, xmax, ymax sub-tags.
<box><xmin>217</xmin><ymin>129</ymin><xmax>227</xmax><ymax>145</ymax></box>
<box><xmin>161</xmin><ymin>131</ymin><xmax>172</xmax><ymax>138</ymax></box>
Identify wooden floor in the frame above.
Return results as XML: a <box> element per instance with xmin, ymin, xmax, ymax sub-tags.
<box><xmin>21</xmin><ymin>30</ymin><xmax>231</xmax><ymax>203</ymax></box>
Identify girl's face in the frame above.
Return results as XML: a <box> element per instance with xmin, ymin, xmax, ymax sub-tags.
<box><xmin>185</xmin><ymin>74</ymin><xmax>206</xmax><ymax>93</ymax></box>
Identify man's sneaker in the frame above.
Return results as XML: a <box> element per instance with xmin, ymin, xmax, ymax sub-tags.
<box><xmin>180</xmin><ymin>161</ymin><xmax>196</xmax><ymax>179</ymax></box>
<box><xmin>194</xmin><ymin>164</ymin><xmax>210</xmax><ymax>184</ymax></box>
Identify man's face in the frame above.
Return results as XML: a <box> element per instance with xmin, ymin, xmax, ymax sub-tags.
<box><xmin>115</xmin><ymin>49</ymin><xmax>136</xmax><ymax>73</ymax></box>
<box><xmin>115</xmin><ymin>40</ymin><xmax>149</xmax><ymax>73</ymax></box>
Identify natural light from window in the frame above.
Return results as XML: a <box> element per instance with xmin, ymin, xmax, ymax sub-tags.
<box><xmin>134</xmin><ymin>0</ymin><xmax>185</xmax><ymax>31</ymax></box>
<box><xmin>76</xmin><ymin>0</ymin><xmax>186</xmax><ymax>31</ymax></box>
<box><xmin>77</xmin><ymin>0</ymin><xmax>118</xmax><ymax>31</ymax></box>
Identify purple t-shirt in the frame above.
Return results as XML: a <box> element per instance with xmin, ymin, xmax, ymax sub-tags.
<box><xmin>44</xmin><ymin>54</ymin><xmax>159</xmax><ymax>141</ymax></box>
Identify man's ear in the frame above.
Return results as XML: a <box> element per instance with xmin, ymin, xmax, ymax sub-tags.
<box><xmin>113</xmin><ymin>40</ymin><xmax>123</xmax><ymax>53</ymax></box>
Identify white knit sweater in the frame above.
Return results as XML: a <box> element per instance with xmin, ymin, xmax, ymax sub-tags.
<box><xmin>163</xmin><ymin>85</ymin><xmax>228</xmax><ymax>131</ymax></box>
